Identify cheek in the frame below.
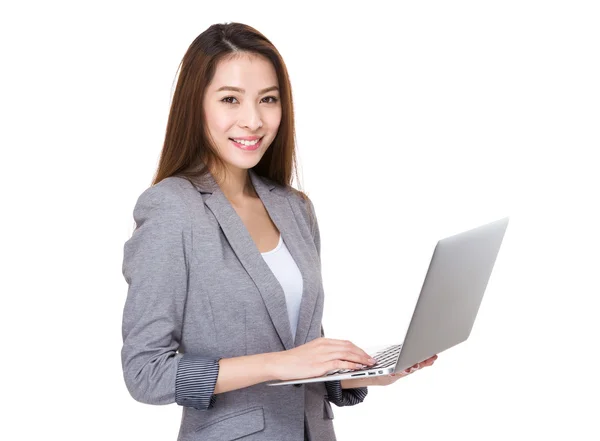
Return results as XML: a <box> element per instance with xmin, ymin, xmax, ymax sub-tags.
<box><xmin>266</xmin><ymin>108</ymin><xmax>282</xmax><ymax>130</ymax></box>
<box><xmin>204</xmin><ymin>106</ymin><xmax>235</xmax><ymax>134</ymax></box>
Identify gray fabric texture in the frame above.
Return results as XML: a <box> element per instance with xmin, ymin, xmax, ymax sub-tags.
<box><xmin>121</xmin><ymin>168</ymin><xmax>368</xmax><ymax>441</ymax></box>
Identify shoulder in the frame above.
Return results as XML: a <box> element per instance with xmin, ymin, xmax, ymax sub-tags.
<box><xmin>285</xmin><ymin>186</ymin><xmax>318</xmax><ymax>232</ymax></box>
<box><xmin>256</xmin><ymin>174</ymin><xmax>312</xmax><ymax>210</ymax></box>
<box><xmin>283</xmin><ymin>185</ymin><xmax>311</xmax><ymax>209</ymax></box>
<box><xmin>132</xmin><ymin>177</ymin><xmax>194</xmax><ymax>223</ymax></box>
<box><xmin>141</xmin><ymin>176</ymin><xmax>193</xmax><ymax>201</ymax></box>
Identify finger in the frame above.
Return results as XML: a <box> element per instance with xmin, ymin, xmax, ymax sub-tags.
<box><xmin>345</xmin><ymin>342</ymin><xmax>378</xmax><ymax>364</ymax></box>
<box><xmin>404</xmin><ymin>364</ymin><xmax>418</xmax><ymax>374</ymax></box>
<box><xmin>328</xmin><ymin>359</ymin><xmax>369</xmax><ymax>371</ymax></box>
<box><xmin>418</xmin><ymin>356</ymin><xmax>436</xmax><ymax>367</ymax></box>
<box><xmin>327</xmin><ymin>344</ymin><xmax>377</xmax><ymax>369</ymax></box>
<box><xmin>407</xmin><ymin>362</ymin><xmax>421</xmax><ymax>373</ymax></box>
<box><xmin>424</xmin><ymin>355</ymin><xmax>437</xmax><ymax>365</ymax></box>
<box><xmin>327</xmin><ymin>351</ymin><xmax>374</xmax><ymax>368</ymax></box>
<box><xmin>341</xmin><ymin>340</ymin><xmax>377</xmax><ymax>363</ymax></box>
<box><xmin>328</xmin><ymin>343</ymin><xmax>377</xmax><ymax>366</ymax></box>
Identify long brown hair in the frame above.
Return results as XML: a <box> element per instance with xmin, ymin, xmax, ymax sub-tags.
<box><xmin>151</xmin><ymin>22</ymin><xmax>310</xmax><ymax>204</ymax></box>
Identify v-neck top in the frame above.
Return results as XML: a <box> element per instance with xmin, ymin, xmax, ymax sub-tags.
<box><xmin>261</xmin><ymin>234</ymin><xmax>303</xmax><ymax>340</ymax></box>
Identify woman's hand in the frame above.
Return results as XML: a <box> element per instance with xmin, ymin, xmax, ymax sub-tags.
<box><xmin>269</xmin><ymin>337</ymin><xmax>377</xmax><ymax>381</ymax></box>
<box><xmin>372</xmin><ymin>354</ymin><xmax>438</xmax><ymax>386</ymax></box>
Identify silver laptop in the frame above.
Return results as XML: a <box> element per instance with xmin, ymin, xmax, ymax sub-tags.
<box><xmin>267</xmin><ymin>217</ymin><xmax>509</xmax><ymax>386</ymax></box>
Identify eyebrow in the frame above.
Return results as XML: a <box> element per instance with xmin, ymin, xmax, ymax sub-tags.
<box><xmin>215</xmin><ymin>86</ymin><xmax>279</xmax><ymax>94</ymax></box>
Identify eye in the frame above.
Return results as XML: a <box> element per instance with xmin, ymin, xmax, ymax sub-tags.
<box><xmin>221</xmin><ymin>96</ymin><xmax>278</xmax><ymax>104</ymax></box>
<box><xmin>221</xmin><ymin>96</ymin><xmax>238</xmax><ymax>104</ymax></box>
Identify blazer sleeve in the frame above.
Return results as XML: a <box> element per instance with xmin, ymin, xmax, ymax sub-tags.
<box><xmin>121</xmin><ymin>184</ymin><xmax>220</xmax><ymax>410</ymax></box>
<box><xmin>306</xmin><ymin>196</ymin><xmax>369</xmax><ymax>407</ymax></box>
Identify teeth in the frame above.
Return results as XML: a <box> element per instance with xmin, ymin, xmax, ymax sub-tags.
<box><xmin>233</xmin><ymin>138</ymin><xmax>260</xmax><ymax>146</ymax></box>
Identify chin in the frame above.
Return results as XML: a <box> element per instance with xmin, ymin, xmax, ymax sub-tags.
<box><xmin>226</xmin><ymin>155</ymin><xmax>263</xmax><ymax>171</ymax></box>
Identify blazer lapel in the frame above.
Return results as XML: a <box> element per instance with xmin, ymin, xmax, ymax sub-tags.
<box><xmin>248</xmin><ymin>169</ymin><xmax>320</xmax><ymax>349</ymax></box>
<box><xmin>193</xmin><ymin>168</ymin><xmax>319</xmax><ymax>351</ymax></box>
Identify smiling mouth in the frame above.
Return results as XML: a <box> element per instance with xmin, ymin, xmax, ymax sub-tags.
<box><xmin>229</xmin><ymin>137</ymin><xmax>263</xmax><ymax>146</ymax></box>
<box><xmin>229</xmin><ymin>137</ymin><xmax>263</xmax><ymax>150</ymax></box>
<box><xmin>229</xmin><ymin>136</ymin><xmax>263</xmax><ymax>141</ymax></box>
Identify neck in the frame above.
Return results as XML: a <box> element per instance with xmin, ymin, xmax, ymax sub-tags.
<box><xmin>210</xmin><ymin>164</ymin><xmax>257</xmax><ymax>202</ymax></box>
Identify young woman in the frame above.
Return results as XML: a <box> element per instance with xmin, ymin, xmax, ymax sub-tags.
<box><xmin>121</xmin><ymin>22</ymin><xmax>436</xmax><ymax>441</ymax></box>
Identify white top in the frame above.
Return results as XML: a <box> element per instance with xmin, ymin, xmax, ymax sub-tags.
<box><xmin>261</xmin><ymin>234</ymin><xmax>303</xmax><ymax>340</ymax></box>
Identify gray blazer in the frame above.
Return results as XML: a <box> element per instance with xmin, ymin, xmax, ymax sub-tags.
<box><xmin>121</xmin><ymin>168</ymin><xmax>368</xmax><ymax>441</ymax></box>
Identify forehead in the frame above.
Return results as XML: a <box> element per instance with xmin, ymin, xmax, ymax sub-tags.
<box><xmin>209</xmin><ymin>53</ymin><xmax>278</xmax><ymax>91</ymax></box>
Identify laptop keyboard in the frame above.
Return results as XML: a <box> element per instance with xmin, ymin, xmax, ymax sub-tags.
<box><xmin>326</xmin><ymin>344</ymin><xmax>403</xmax><ymax>375</ymax></box>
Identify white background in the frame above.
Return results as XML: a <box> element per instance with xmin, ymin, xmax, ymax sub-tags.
<box><xmin>1</xmin><ymin>1</ymin><xmax>599</xmax><ymax>440</ymax></box>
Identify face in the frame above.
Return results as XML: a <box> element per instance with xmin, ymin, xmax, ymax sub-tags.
<box><xmin>203</xmin><ymin>52</ymin><xmax>282</xmax><ymax>176</ymax></box>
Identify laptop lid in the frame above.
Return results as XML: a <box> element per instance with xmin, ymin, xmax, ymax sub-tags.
<box><xmin>267</xmin><ymin>217</ymin><xmax>509</xmax><ymax>386</ymax></box>
<box><xmin>394</xmin><ymin>217</ymin><xmax>509</xmax><ymax>372</ymax></box>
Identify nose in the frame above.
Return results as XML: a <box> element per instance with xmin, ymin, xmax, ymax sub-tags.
<box><xmin>238</xmin><ymin>102</ymin><xmax>263</xmax><ymax>130</ymax></box>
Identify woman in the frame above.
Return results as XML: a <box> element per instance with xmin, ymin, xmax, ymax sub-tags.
<box><xmin>121</xmin><ymin>22</ymin><xmax>436</xmax><ymax>441</ymax></box>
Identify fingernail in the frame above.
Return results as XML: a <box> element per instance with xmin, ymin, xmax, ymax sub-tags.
<box><xmin>368</xmin><ymin>358</ymin><xmax>376</xmax><ymax>363</ymax></box>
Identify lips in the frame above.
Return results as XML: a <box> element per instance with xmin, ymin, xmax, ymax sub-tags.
<box><xmin>230</xmin><ymin>137</ymin><xmax>262</xmax><ymax>151</ymax></box>
<box><xmin>230</xmin><ymin>136</ymin><xmax>263</xmax><ymax>141</ymax></box>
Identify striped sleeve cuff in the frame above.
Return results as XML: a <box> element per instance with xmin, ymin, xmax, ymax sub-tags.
<box><xmin>324</xmin><ymin>380</ymin><xmax>368</xmax><ymax>407</ymax></box>
<box><xmin>175</xmin><ymin>354</ymin><xmax>221</xmax><ymax>410</ymax></box>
